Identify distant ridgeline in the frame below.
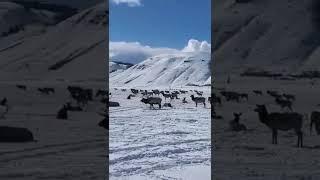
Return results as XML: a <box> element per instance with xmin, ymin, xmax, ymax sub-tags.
<box><xmin>112</xmin><ymin>61</ymin><xmax>134</xmax><ymax>68</ymax></box>
<box><xmin>12</xmin><ymin>0</ymin><xmax>78</xmax><ymax>24</ymax></box>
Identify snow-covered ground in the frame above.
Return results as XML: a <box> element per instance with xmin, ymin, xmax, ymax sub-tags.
<box><xmin>109</xmin><ymin>87</ymin><xmax>211</xmax><ymax>179</ymax></box>
<box><xmin>214</xmin><ymin>75</ymin><xmax>320</xmax><ymax>179</ymax></box>
<box><xmin>0</xmin><ymin>1</ymin><xmax>108</xmax><ymax>179</ymax></box>
<box><xmin>0</xmin><ymin>81</ymin><xmax>107</xmax><ymax>179</ymax></box>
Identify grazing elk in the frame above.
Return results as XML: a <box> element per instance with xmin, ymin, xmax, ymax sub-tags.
<box><xmin>310</xmin><ymin>111</ymin><xmax>320</xmax><ymax>135</ymax></box>
<box><xmin>190</xmin><ymin>95</ymin><xmax>206</xmax><ymax>107</ymax></box>
<box><xmin>131</xmin><ymin>89</ymin><xmax>139</xmax><ymax>94</ymax></box>
<box><xmin>253</xmin><ymin>90</ymin><xmax>263</xmax><ymax>95</ymax></box>
<box><xmin>0</xmin><ymin>97</ymin><xmax>7</xmax><ymax>106</ymax></box>
<box><xmin>141</xmin><ymin>97</ymin><xmax>162</xmax><ymax>109</ymax></box>
<box><xmin>16</xmin><ymin>85</ymin><xmax>26</xmax><ymax>90</ymax></box>
<box><xmin>57</xmin><ymin>105</ymin><xmax>68</xmax><ymax>120</ymax></box>
<box><xmin>161</xmin><ymin>92</ymin><xmax>171</xmax><ymax>100</ymax></box>
<box><xmin>220</xmin><ymin>91</ymin><xmax>240</xmax><ymax>102</ymax></box>
<box><xmin>152</xmin><ymin>89</ymin><xmax>160</xmax><ymax>96</ymax></box>
<box><xmin>0</xmin><ymin>126</ymin><xmax>34</xmax><ymax>142</ymax></box>
<box><xmin>229</xmin><ymin>113</ymin><xmax>247</xmax><ymax>131</ymax></box>
<box><xmin>96</xmin><ymin>89</ymin><xmax>107</xmax><ymax>97</ymax></box>
<box><xmin>38</xmin><ymin>88</ymin><xmax>54</xmax><ymax>95</ymax></box>
<box><xmin>196</xmin><ymin>92</ymin><xmax>203</xmax><ymax>96</ymax></box>
<box><xmin>163</xmin><ymin>103</ymin><xmax>173</xmax><ymax>108</ymax></box>
<box><xmin>267</xmin><ymin>90</ymin><xmax>282</xmax><ymax>99</ymax></box>
<box><xmin>170</xmin><ymin>92</ymin><xmax>179</xmax><ymax>99</ymax></box>
<box><xmin>254</xmin><ymin>104</ymin><xmax>303</xmax><ymax>147</ymax></box>
<box><xmin>240</xmin><ymin>93</ymin><xmax>249</xmax><ymax>101</ymax></box>
<box><xmin>98</xmin><ymin>112</ymin><xmax>108</xmax><ymax>130</ymax></box>
<box><xmin>127</xmin><ymin>94</ymin><xmax>134</xmax><ymax>99</ymax></box>
<box><xmin>283</xmin><ymin>93</ymin><xmax>295</xmax><ymax>101</ymax></box>
<box><xmin>182</xmin><ymin>97</ymin><xmax>188</xmax><ymax>103</ymax></box>
<box><xmin>180</xmin><ymin>90</ymin><xmax>188</xmax><ymax>94</ymax></box>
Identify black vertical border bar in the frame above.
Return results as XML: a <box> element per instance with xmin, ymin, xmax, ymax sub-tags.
<box><xmin>106</xmin><ymin>0</ymin><xmax>110</xmax><ymax>179</ymax></box>
<box><xmin>211</xmin><ymin>0</ymin><xmax>214</xmax><ymax>179</ymax></box>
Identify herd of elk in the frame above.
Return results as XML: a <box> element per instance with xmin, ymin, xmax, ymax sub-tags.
<box><xmin>213</xmin><ymin>87</ymin><xmax>320</xmax><ymax>148</ymax></box>
<box><xmin>122</xmin><ymin>88</ymin><xmax>211</xmax><ymax>108</ymax></box>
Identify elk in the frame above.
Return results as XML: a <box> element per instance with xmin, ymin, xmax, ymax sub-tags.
<box><xmin>267</xmin><ymin>90</ymin><xmax>282</xmax><ymax>99</ymax></box>
<box><xmin>161</xmin><ymin>92</ymin><xmax>171</xmax><ymax>100</ymax></box>
<box><xmin>220</xmin><ymin>91</ymin><xmax>240</xmax><ymax>102</ymax></box>
<box><xmin>240</xmin><ymin>93</ymin><xmax>249</xmax><ymax>101</ymax></box>
<box><xmin>229</xmin><ymin>113</ymin><xmax>247</xmax><ymax>131</ymax></box>
<box><xmin>98</xmin><ymin>111</ymin><xmax>108</xmax><ymax>130</ymax></box>
<box><xmin>141</xmin><ymin>97</ymin><xmax>162</xmax><ymax>109</ymax></box>
<box><xmin>38</xmin><ymin>88</ymin><xmax>54</xmax><ymax>95</ymax></box>
<box><xmin>131</xmin><ymin>89</ymin><xmax>139</xmax><ymax>94</ymax></box>
<box><xmin>152</xmin><ymin>89</ymin><xmax>160</xmax><ymax>96</ymax></box>
<box><xmin>254</xmin><ymin>104</ymin><xmax>303</xmax><ymax>147</ymax></box>
<box><xmin>190</xmin><ymin>95</ymin><xmax>206</xmax><ymax>107</ymax></box>
<box><xmin>57</xmin><ymin>105</ymin><xmax>68</xmax><ymax>120</ymax></box>
<box><xmin>283</xmin><ymin>93</ymin><xmax>295</xmax><ymax>101</ymax></box>
<box><xmin>253</xmin><ymin>90</ymin><xmax>263</xmax><ymax>95</ymax></box>
<box><xmin>16</xmin><ymin>85</ymin><xmax>26</xmax><ymax>90</ymax></box>
<box><xmin>182</xmin><ymin>97</ymin><xmax>188</xmax><ymax>103</ymax></box>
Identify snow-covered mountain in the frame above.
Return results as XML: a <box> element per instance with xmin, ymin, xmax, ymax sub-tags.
<box><xmin>0</xmin><ymin>2</ymin><xmax>57</xmax><ymax>35</ymax></box>
<box><xmin>0</xmin><ymin>1</ymin><xmax>107</xmax><ymax>82</ymax></box>
<box><xmin>109</xmin><ymin>61</ymin><xmax>133</xmax><ymax>73</ymax></box>
<box><xmin>213</xmin><ymin>0</ymin><xmax>320</xmax><ymax>76</ymax></box>
<box><xmin>110</xmin><ymin>52</ymin><xmax>211</xmax><ymax>88</ymax></box>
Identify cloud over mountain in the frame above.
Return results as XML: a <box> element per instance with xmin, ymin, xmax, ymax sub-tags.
<box><xmin>109</xmin><ymin>39</ymin><xmax>211</xmax><ymax>64</ymax></box>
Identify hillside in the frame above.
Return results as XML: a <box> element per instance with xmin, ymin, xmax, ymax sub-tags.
<box><xmin>213</xmin><ymin>0</ymin><xmax>320</xmax><ymax>76</ymax></box>
<box><xmin>110</xmin><ymin>52</ymin><xmax>211</xmax><ymax>88</ymax></box>
<box><xmin>0</xmin><ymin>1</ymin><xmax>107</xmax><ymax>82</ymax></box>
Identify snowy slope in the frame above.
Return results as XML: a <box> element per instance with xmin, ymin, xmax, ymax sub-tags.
<box><xmin>110</xmin><ymin>52</ymin><xmax>211</xmax><ymax>88</ymax></box>
<box><xmin>213</xmin><ymin>0</ymin><xmax>320</xmax><ymax>75</ymax></box>
<box><xmin>0</xmin><ymin>2</ymin><xmax>54</xmax><ymax>34</ymax></box>
<box><xmin>0</xmin><ymin>2</ymin><xmax>107</xmax><ymax>82</ymax></box>
<box><xmin>109</xmin><ymin>61</ymin><xmax>133</xmax><ymax>73</ymax></box>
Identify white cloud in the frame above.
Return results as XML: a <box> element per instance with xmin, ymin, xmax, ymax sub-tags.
<box><xmin>182</xmin><ymin>39</ymin><xmax>211</xmax><ymax>53</ymax></box>
<box><xmin>109</xmin><ymin>39</ymin><xmax>211</xmax><ymax>64</ymax></box>
<box><xmin>111</xmin><ymin>0</ymin><xmax>142</xmax><ymax>7</ymax></box>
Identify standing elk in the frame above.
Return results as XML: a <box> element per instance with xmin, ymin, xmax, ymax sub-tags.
<box><xmin>190</xmin><ymin>95</ymin><xmax>206</xmax><ymax>107</ymax></box>
<box><xmin>254</xmin><ymin>104</ymin><xmax>303</xmax><ymax>147</ymax></box>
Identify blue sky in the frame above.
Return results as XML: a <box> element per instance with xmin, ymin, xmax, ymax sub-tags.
<box><xmin>109</xmin><ymin>0</ymin><xmax>211</xmax><ymax>49</ymax></box>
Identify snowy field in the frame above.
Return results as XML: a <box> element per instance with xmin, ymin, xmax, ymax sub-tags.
<box><xmin>109</xmin><ymin>87</ymin><xmax>211</xmax><ymax>180</ymax></box>
<box><xmin>0</xmin><ymin>81</ymin><xmax>107</xmax><ymax>180</ymax></box>
<box><xmin>214</xmin><ymin>75</ymin><xmax>320</xmax><ymax>180</ymax></box>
